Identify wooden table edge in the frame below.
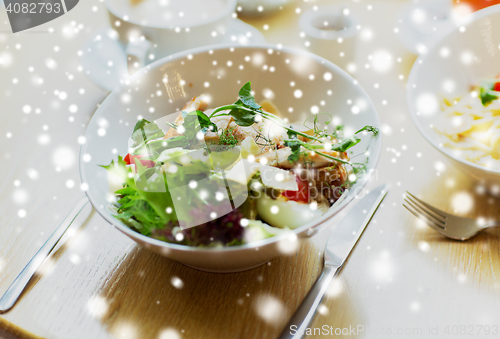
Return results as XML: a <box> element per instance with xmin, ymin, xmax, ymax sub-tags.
<box><xmin>0</xmin><ymin>316</ymin><xmax>45</xmax><ymax>339</ymax></box>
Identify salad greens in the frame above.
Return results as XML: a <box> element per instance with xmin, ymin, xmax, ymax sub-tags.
<box><xmin>102</xmin><ymin>156</ymin><xmax>174</xmax><ymax>234</ymax></box>
<box><xmin>130</xmin><ymin>118</ymin><xmax>165</xmax><ymax>148</ymax></box>
<box><xmin>102</xmin><ymin>82</ymin><xmax>379</xmax><ymax>247</ymax></box>
<box><xmin>284</xmin><ymin>114</ymin><xmax>378</xmax><ymax>170</ymax></box>
<box><xmin>103</xmin><ymin>148</ymin><xmax>248</xmax><ymax>245</ymax></box>
<box><xmin>208</xmin><ymin>82</ymin><xmax>378</xmax><ymax>165</ymax></box>
<box><xmin>210</xmin><ymin>83</ymin><xmax>325</xmax><ymax>142</ymax></box>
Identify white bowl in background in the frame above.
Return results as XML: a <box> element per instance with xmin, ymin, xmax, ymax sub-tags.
<box><xmin>80</xmin><ymin>45</ymin><xmax>381</xmax><ymax>272</ymax></box>
<box><xmin>407</xmin><ymin>5</ymin><xmax>500</xmax><ymax>191</ymax></box>
<box><xmin>396</xmin><ymin>0</ymin><xmax>456</xmax><ymax>55</ymax></box>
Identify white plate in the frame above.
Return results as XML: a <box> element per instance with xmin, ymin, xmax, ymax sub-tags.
<box><xmin>79</xmin><ymin>19</ymin><xmax>266</xmax><ymax>92</ymax></box>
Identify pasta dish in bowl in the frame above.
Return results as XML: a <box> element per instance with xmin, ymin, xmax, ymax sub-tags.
<box><xmin>435</xmin><ymin>76</ymin><xmax>500</xmax><ymax>169</ymax></box>
<box><xmin>407</xmin><ymin>5</ymin><xmax>500</xmax><ymax>192</ymax></box>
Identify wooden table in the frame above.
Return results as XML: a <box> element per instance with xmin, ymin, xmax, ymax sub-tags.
<box><xmin>2</xmin><ymin>0</ymin><xmax>500</xmax><ymax>338</ymax></box>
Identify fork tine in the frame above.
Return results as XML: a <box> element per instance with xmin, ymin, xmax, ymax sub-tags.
<box><xmin>405</xmin><ymin>191</ymin><xmax>447</xmax><ymax>221</ymax></box>
<box><xmin>404</xmin><ymin>198</ymin><xmax>446</xmax><ymax>229</ymax></box>
<box><xmin>405</xmin><ymin>195</ymin><xmax>447</xmax><ymax>225</ymax></box>
<box><xmin>403</xmin><ymin>202</ymin><xmax>446</xmax><ymax>233</ymax></box>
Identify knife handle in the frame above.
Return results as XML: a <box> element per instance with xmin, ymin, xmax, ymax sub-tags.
<box><xmin>278</xmin><ymin>265</ymin><xmax>339</xmax><ymax>339</ymax></box>
<box><xmin>0</xmin><ymin>197</ymin><xmax>90</xmax><ymax>313</ymax></box>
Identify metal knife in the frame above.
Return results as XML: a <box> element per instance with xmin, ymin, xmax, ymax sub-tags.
<box><xmin>278</xmin><ymin>184</ymin><xmax>389</xmax><ymax>339</ymax></box>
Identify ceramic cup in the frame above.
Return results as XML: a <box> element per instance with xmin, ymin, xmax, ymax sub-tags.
<box><xmin>104</xmin><ymin>0</ymin><xmax>237</xmax><ymax>72</ymax></box>
<box><xmin>236</xmin><ymin>0</ymin><xmax>295</xmax><ymax>16</ymax></box>
<box><xmin>299</xmin><ymin>7</ymin><xmax>359</xmax><ymax>70</ymax></box>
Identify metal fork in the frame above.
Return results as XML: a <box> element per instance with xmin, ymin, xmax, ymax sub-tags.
<box><xmin>403</xmin><ymin>191</ymin><xmax>500</xmax><ymax>240</ymax></box>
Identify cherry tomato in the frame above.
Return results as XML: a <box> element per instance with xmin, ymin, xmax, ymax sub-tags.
<box><xmin>124</xmin><ymin>153</ymin><xmax>131</xmax><ymax>164</ymax></box>
<box><xmin>124</xmin><ymin>154</ymin><xmax>155</xmax><ymax>168</ymax></box>
<box><xmin>283</xmin><ymin>175</ymin><xmax>310</xmax><ymax>203</ymax></box>
<box><xmin>493</xmin><ymin>73</ymin><xmax>500</xmax><ymax>92</ymax></box>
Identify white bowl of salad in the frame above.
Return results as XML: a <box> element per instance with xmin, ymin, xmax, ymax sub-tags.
<box><xmin>81</xmin><ymin>45</ymin><xmax>381</xmax><ymax>272</ymax></box>
<box><xmin>407</xmin><ymin>5</ymin><xmax>500</xmax><ymax>193</ymax></box>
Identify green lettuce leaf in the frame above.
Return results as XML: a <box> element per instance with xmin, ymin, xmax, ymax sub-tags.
<box><xmin>238</xmin><ymin>82</ymin><xmax>261</xmax><ymax>109</ymax></box>
<box><xmin>130</xmin><ymin>119</ymin><xmax>165</xmax><ymax>148</ymax></box>
<box><xmin>101</xmin><ymin>156</ymin><xmax>175</xmax><ymax>235</ymax></box>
